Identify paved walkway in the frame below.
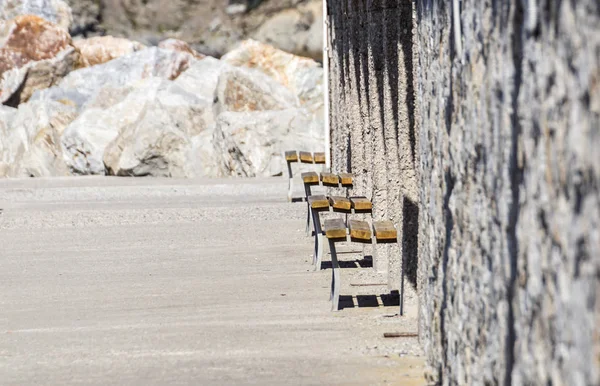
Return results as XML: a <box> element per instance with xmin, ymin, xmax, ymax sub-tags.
<box><xmin>0</xmin><ymin>177</ymin><xmax>424</xmax><ymax>385</ymax></box>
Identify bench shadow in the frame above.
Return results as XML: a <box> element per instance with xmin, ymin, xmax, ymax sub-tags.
<box><xmin>320</xmin><ymin>255</ymin><xmax>373</xmax><ymax>269</ymax></box>
<box><xmin>339</xmin><ymin>291</ymin><xmax>400</xmax><ymax>310</ymax></box>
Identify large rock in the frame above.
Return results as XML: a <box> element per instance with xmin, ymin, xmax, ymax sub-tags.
<box><xmin>251</xmin><ymin>1</ymin><xmax>323</xmax><ymax>61</ymax></box>
<box><xmin>174</xmin><ymin>56</ymin><xmax>234</xmax><ymax>103</ymax></box>
<box><xmin>0</xmin><ymin>0</ymin><xmax>72</xmax><ymax>30</ymax></box>
<box><xmin>222</xmin><ymin>39</ymin><xmax>323</xmax><ymax>113</ymax></box>
<box><xmin>75</xmin><ymin>0</ymin><xmax>322</xmax><ymax>59</ymax></box>
<box><xmin>0</xmin><ymin>15</ymin><xmax>79</xmax><ymax>105</ymax></box>
<box><xmin>214</xmin><ymin>66</ymin><xmax>299</xmax><ymax>115</ymax></box>
<box><xmin>33</xmin><ymin>47</ymin><xmax>198</xmax><ymax>108</ymax></box>
<box><xmin>62</xmin><ymin>77</ymin><xmax>210</xmax><ymax>176</ymax></box>
<box><xmin>213</xmin><ymin>108</ymin><xmax>323</xmax><ymax>177</ymax></box>
<box><xmin>0</xmin><ymin>100</ymin><xmax>77</xmax><ymax>177</ymax></box>
<box><xmin>74</xmin><ymin>36</ymin><xmax>146</xmax><ymax>67</ymax></box>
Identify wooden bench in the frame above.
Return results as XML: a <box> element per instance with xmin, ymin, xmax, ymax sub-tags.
<box><xmin>308</xmin><ymin>194</ymin><xmax>372</xmax><ymax>272</ymax></box>
<box><xmin>284</xmin><ymin>150</ymin><xmax>327</xmax><ymax>201</ymax></box>
<box><xmin>323</xmin><ymin>218</ymin><xmax>402</xmax><ymax>313</ymax></box>
<box><xmin>300</xmin><ymin>172</ymin><xmax>354</xmax><ymax>236</ymax></box>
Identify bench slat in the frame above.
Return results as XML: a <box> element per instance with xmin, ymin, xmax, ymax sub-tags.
<box><xmin>301</xmin><ymin>171</ymin><xmax>319</xmax><ymax>184</ymax></box>
<box><xmin>373</xmin><ymin>221</ymin><xmax>397</xmax><ymax>240</ymax></box>
<box><xmin>320</xmin><ymin>172</ymin><xmax>339</xmax><ymax>186</ymax></box>
<box><xmin>339</xmin><ymin>173</ymin><xmax>353</xmax><ymax>186</ymax></box>
<box><xmin>329</xmin><ymin>196</ymin><xmax>351</xmax><ymax>211</ymax></box>
<box><xmin>308</xmin><ymin>195</ymin><xmax>330</xmax><ymax>209</ymax></box>
<box><xmin>348</xmin><ymin>220</ymin><xmax>372</xmax><ymax>241</ymax></box>
<box><xmin>299</xmin><ymin>151</ymin><xmax>314</xmax><ymax>163</ymax></box>
<box><xmin>324</xmin><ymin>218</ymin><xmax>346</xmax><ymax>239</ymax></box>
<box><xmin>350</xmin><ymin>196</ymin><xmax>372</xmax><ymax>211</ymax></box>
<box><xmin>285</xmin><ymin>150</ymin><xmax>298</xmax><ymax>162</ymax></box>
<box><xmin>313</xmin><ymin>152</ymin><xmax>326</xmax><ymax>164</ymax></box>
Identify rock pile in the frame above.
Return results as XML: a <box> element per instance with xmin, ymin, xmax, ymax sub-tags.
<box><xmin>0</xmin><ymin>1</ymin><xmax>324</xmax><ymax>178</ymax></box>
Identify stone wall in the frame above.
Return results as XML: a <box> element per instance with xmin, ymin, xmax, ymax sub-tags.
<box><xmin>327</xmin><ymin>0</ymin><xmax>599</xmax><ymax>385</ymax></box>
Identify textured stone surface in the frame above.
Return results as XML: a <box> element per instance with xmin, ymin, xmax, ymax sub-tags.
<box><xmin>213</xmin><ymin>108</ymin><xmax>323</xmax><ymax>177</ymax></box>
<box><xmin>413</xmin><ymin>1</ymin><xmax>599</xmax><ymax>385</ymax></box>
<box><xmin>0</xmin><ymin>0</ymin><xmax>72</xmax><ymax>30</ymax></box>
<box><xmin>33</xmin><ymin>47</ymin><xmax>198</xmax><ymax>108</ymax></box>
<box><xmin>0</xmin><ymin>100</ymin><xmax>77</xmax><ymax>177</ymax></box>
<box><xmin>158</xmin><ymin>38</ymin><xmax>205</xmax><ymax>60</ymax></box>
<box><xmin>64</xmin><ymin>0</ymin><xmax>322</xmax><ymax>59</ymax></box>
<box><xmin>222</xmin><ymin>39</ymin><xmax>323</xmax><ymax>114</ymax></box>
<box><xmin>329</xmin><ymin>0</ymin><xmax>599</xmax><ymax>385</ymax></box>
<box><xmin>61</xmin><ymin>77</ymin><xmax>209</xmax><ymax>175</ymax></box>
<box><xmin>214</xmin><ymin>66</ymin><xmax>299</xmax><ymax>115</ymax></box>
<box><xmin>0</xmin><ymin>15</ymin><xmax>78</xmax><ymax>105</ymax></box>
<box><xmin>74</xmin><ymin>35</ymin><xmax>146</xmax><ymax>67</ymax></box>
<box><xmin>102</xmin><ymin>79</ymin><xmax>212</xmax><ymax>178</ymax></box>
<box><xmin>173</xmin><ymin>56</ymin><xmax>234</xmax><ymax>103</ymax></box>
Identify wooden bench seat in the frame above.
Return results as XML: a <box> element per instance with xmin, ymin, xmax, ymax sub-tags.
<box><xmin>308</xmin><ymin>195</ymin><xmax>330</xmax><ymax>210</ymax></box>
<box><xmin>299</xmin><ymin>151</ymin><xmax>314</xmax><ymax>163</ymax></box>
<box><xmin>373</xmin><ymin>220</ymin><xmax>397</xmax><ymax>241</ymax></box>
<box><xmin>350</xmin><ymin>196</ymin><xmax>373</xmax><ymax>211</ymax></box>
<box><xmin>313</xmin><ymin>152</ymin><xmax>326</xmax><ymax>164</ymax></box>
<box><xmin>323</xmin><ymin>218</ymin><xmax>346</xmax><ymax>239</ymax></box>
<box><xmin>348</xmin><ymin>220</ymin><xmax>371</xmax><ymax>242</ymax></box>
<box><xmin>329</xmin><ymin>196</ymin><xmax>351</xmax><ymax>211</ymax></box>
<box><xmin>338</xmin><ymin>173</ymin><xmax>353</xmax><ymax>186</ymax></box>
<box><xmin>320</xmin><ymin>172</ymin><xmax>339</xmax><ymax>186</ymax></box>
<box><xmin>301</xmin><ymin>171</ymin><xmax>319</xmax><ymax>184</ymax></box>
<box><xmin>285</xmin><ymin>150</ymin><xmax>298</xmax><ymax>162</ymax></box>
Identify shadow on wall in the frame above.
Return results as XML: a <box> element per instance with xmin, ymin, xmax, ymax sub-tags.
<box><xmin>328</xmin><ymin>0</ymin><xmax>418</xmax><ymax>288</ymax></box>
<box><xmin>403</xmin><ymin>197</ymin><xmax>419</xmax><ymax>288</ymax></box>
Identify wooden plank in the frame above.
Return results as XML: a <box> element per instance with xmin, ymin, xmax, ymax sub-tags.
<box><xmin>313</xmin><ymin>152</ymin><xmax>326</xmax><ymax>164</ymax></box>
<box><xmin>308</xmin><ymin>195</ymin><xmax>330</xmax><ymax>209</ymax></box>
<box><xmin>383</xmin><ymin>332</ymin><xmax>419</xmax><ymax>338</ymax></box>
<box><xmin>373</xmin><ymin>220</ymin><xmax>397</xmax><ymax>240</ymax></box>
<box><xmin>285</xmin><ymin>150</ymin><xmax>298</xmax><ymax>162</ymax></box>
<box><xmin>320</xmin><ymin>172</ymin><xmax>339</xmax><ymax>186</ymax></box>
<box><xmin>348</xmin><ymin>220</ymin><xmax>371</xmax><ymax>241</ymax></box>
<box><xmin>301</xmin><ymin>171</ymin><xmax>319</xmax><ymax>184</ymax></box>
<box><xmin>329</xmin><ymin>196</ymin><xmax>351</xmax><ymax>211</ymax></box>
<box><xmin>324</xmin><ymin>218</ymin><xmax>347</xmax><ymax>239</ymax></box>
<box><xmin>299</xmin><ymin>151</ymin><xmax>314</xmax><ymax>163</ymax></box>
<box><xmin>350</xmin><ymin>196</ymin><xmax>372</xmax><ymax>211</ymax></box>
<box><xmin>339</xmin><ymin>173</ymin><xmax>353</xmax><ymax>186</ymax></box>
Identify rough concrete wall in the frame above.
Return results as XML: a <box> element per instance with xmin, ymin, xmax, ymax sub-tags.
<box><xmin>415</xmin><ymin>1</ymin><xmax>600</xmax><ymax>385</ymax></box>
<box><xmin>327</xmin><ymin>1</ymin><xmax>419</xmax><ymax>293</ymax></box>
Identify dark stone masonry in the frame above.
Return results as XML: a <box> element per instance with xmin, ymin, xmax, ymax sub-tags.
<box><xmin>326</xmin><ymin>1</ymin><xmax>599</xmax><ymax>384</ymax></box>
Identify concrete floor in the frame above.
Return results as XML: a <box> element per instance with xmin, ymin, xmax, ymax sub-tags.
<box><xmin>0</xmin><ymin>176</ymin><xmax>424</xmax><ymax>385</ymax></box>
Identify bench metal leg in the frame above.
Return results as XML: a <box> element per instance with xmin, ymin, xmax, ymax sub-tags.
<box><xmin>328</xmin><ymin>239</ymin><xmax>341</xmax><ymax>311</ymax></box>
<box><xmin>399</xmin><ymin>238</ymin><xmax>405</xmax><ymax>316</ymax></box>
<box><xmin>286</xmin><ymin>161</ymin><xmax>294</xmax><ymax>202</ymax></box>
<box><xmin>304</xmin><ymin>184</ymin><xmax>312</xmax><ymax>236</ymax></box>
<box><xmin>312</xmin><ymin>208</ymin><xmax>324</xmax><ymax>270</ymax></box>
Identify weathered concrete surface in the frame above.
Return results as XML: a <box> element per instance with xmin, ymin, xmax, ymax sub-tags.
<box><xmin>327</xmin><ymin>1</ymin><xmax>419</xmax><ymax>297</ymax></box>
<box><xmin>0</xmin><ymin>176</ymin><xmax>425</xmax><ymax>385</ymax></box>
